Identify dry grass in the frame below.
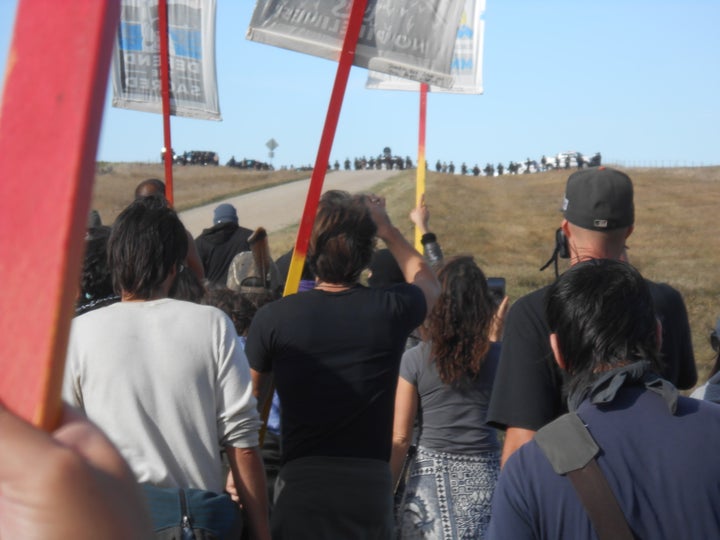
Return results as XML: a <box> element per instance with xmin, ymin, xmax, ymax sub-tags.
<box><xmin>93</xmin><ymin>163</ymin><xmax>720</xmax><ymax>386</ymax></box>
<box><xmin>92</xmin><ymin>162</ymin><xmax>310</xmax><ymax>224</ymax></box>
<box><xmin>377</xmin><ymin>166</ymin><xmax>720</xmax><ymax>386</ymax></box>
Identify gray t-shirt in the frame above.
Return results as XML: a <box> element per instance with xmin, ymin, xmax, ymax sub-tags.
<box><xmin>400</xmin><ymin>341</ymin><xmax>501</xmax><ymax>454</ymax></box>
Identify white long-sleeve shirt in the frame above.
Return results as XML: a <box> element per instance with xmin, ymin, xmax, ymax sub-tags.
<box><xmin>64</xmin><ymin>298</ymin><xmax>260</xmax><ymax>493</ymax></box>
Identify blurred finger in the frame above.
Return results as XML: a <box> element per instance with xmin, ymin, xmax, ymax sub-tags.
<box><xmin>53</xmin><ymin>404</ymin><xmax>135</xmax><ymax>481</ymax></box>
<box><xmin>0</xmin><ymin>401</ymin><xmax>55</xmax><ymax>481</ymax></box>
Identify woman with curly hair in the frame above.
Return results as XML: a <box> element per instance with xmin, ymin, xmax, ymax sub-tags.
<box><xmin>391</xmin><ymin>255</ymin><xmax>505</xmax><ymax>539</ymax></box>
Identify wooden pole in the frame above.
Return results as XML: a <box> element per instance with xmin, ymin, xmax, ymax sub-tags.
<box><xmin>0</xmin><ymin>0</ymin><xmax>121</xmax><ymax>429</ymax></box>
<box><xmin>158</xmin><ymin>0</ymin><xmax>174</xmax><ymax>205</ymax></box>
<box><xmin>281</xmin><ymin>0</ymin><xmax>369</xmax><ymax>298</ymax></box>
<box><xmin>414</xmin><ymin>83</ymin><xmax>428</xmax><ymax>251</ymax></box>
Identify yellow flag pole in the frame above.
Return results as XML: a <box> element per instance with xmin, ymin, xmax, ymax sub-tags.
<box><xmin>414</xmin><ymin>83</ymin><xmax>429</xmax><ymax>251</ymax></box>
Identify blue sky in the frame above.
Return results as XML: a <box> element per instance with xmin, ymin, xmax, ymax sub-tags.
<box><xmin>1</xmin><ymin>1</ymin><xmax>718</xmax><ymax>169</ymax></box>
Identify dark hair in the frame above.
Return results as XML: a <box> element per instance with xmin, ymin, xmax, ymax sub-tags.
<box><xmin>79</xmin><ymin>225</ymin><xmax>114</xmax><ymax>303</ymax></box>
<box><xmin>134</xmin><ymin>178</ymin><xmax>166</xmax><ymax>199</ymax></box>
<box><xmin>168</xmin><ymin>265</ymin><xmax>205</xmax><ymax>303</ymax></box>
<box><xmin>307</xmin><ymin>190</ymin><xmax>377</xmax><ymax>284</ymax></box>
<box><xmin>546</xmin><ymin>259</ymin><xmax>661</xmax><ymax>398</ymax></box>
<box><xmin>428</xmin><ymin>256</ymin><xmax>495</xmax><ymax>385</ymax></box>
<box><xmin>241</xmin><ymin>288</ymin><xmax>279</xmax><ymax>311</ymax></box>
<box><xmin>202</xmin><ymin>286</ymin><xmax>257</xmax><ymax>336</ymax></box>
<box><xmin>108</xmin><ymin>197</ymin><xmax>188</xmax><ymax>299</ymax></box>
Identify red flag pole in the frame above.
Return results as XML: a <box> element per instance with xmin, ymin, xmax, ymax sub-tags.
<box><xmin>0</xmin><ymin>0</ymin><xmax>120</xmax><ymax>429</ymax></box>
<box><xmin>281</xmin><ymin>0</ymin><xmax>368</xmax><ymax>297</ymax></box>
<box><xmin>414</xmin><ymin>83</ymin><xmax>429</xmax><ymax>251</ymax></box>
<box><xmin>158</xmin><ymin>0</ymin><xmax>174</xmax><ymax>205</ymax></box>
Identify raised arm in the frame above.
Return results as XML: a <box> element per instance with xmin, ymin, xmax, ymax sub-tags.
<box><xmin>409</xmin><ymin>193</ymin><xmax>444</xmax><ymax>267</ymax></box>
<box><xmin>366</xmin><ymin>194</ymin><xmax>440</xmax><ymax>311</ymax></box>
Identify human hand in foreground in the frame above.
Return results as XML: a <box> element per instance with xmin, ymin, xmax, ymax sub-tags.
<box><xmin>0</xmin><ymin>402</ymin><xmax>153</xmax><ymax>540</ymax></box>
<box><xmin>489</xmin><ymin>296</ymin><xmax>510</xmax><ymax>343</ymax></box>
<box><xmin>409</xmin><ymin>194</ymin><xmax>431</xmax><ymax>235</ymax></box>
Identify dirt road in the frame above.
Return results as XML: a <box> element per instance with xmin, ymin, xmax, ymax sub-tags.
<box><xmin>179</xmin><ymin>168</ymin><xmax>400</xmax><ymax>237</ymax></box>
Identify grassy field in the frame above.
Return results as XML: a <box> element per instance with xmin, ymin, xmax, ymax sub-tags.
<box><xmin>92</xmin><ymin>162</ymin><xmax>311</xmax><ymax>222</ymax></box>
<box><xmin>93</xmin><ymin>162</ymin><xmax>720</xmax><ymax>387</ymax></box>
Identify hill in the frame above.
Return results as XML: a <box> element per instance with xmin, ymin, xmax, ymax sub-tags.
<box><xmin>92</xmin><ymin>162</ymin><xmax>311</xmax><ymax>223</ymax></box>
<box><xmin>92</xmin><ymin>162</ymin><xmax>720</xmax><ymax>386</ymax></box>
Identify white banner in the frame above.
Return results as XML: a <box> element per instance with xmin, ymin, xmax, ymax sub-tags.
<box><xmin>247</xmin><ymin>0</ymin><xmax>465</xmax><ymax>89</ymax></box>
<box><xmin>111</xmin><ymin>0</ymin><xmax>221</xmax><ymax>120</ymax></box>
<box><xmin>365</xmin><ymin>0</ymin><xmax>485</xmax><ymax>94</ymax></box>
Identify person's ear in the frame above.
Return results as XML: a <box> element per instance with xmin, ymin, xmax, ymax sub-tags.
<box><xmin>624</xmin><ymin>225</ymin><xmax>634</xmax><ymax>240</ymax></box>
<box><xmin>561</xmin><ymin>219</ymin><xmax>571</xmax><ymax>238</ymax></box>
<box><xmin>550</xmin><ymin>333</ymin><xmax>566</xmax><ymax>370</ymax></box>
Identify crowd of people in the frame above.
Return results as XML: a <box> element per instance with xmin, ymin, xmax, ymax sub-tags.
<box><xmin>5</xmin><ymin>165</ymin><xmax>720</xmax><ymax>540</ymax></box>
<box><xmin>330</xmin><ymin>152</ymin><xmax>602</xmax><ymax>177</ymax></box>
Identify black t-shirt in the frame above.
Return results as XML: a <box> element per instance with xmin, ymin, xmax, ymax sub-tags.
<box><xmin>486</xmin><ymin>279</ymin><xmax>697</xmax><ymax>432</ymax></box>
<box><xmin>245</xmin><ymin>284</ymin><xmax>426</xmax><ymax>464</ymax></box>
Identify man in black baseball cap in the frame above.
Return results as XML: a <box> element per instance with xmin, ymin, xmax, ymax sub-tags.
<box><xmin>487</xmin><ymin>166</ymin><xmax>697</xmax><ymax>467</ymax></box>
<box><xmin>562</xmin><ymin>166</ymin><xmax>634</xmax><ymax>231</ymax></box>
<box><xmin>560</xmin><ymin>166</ymin><xmax>635</xmax><ymax>264</ymax></box>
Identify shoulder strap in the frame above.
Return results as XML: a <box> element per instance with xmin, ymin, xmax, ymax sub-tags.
<box><xmin>567</xmin><ymin>460</ymin><xmax>634</xmax><ymax>540</ymax></box>
<box><xmin>535</xmin><ymin>413</ymin><xmax>634</xmax><ymax>540</ymax></box>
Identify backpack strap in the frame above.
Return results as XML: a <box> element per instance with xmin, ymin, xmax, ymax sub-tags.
<box><xmin>535</xmin><ymin>412</ymin><xmax>634</xmax><ymax>540</ymax></box>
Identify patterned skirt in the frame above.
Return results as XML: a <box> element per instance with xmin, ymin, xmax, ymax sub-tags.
<box><xmin>395</xmin><ymin>446</ymin><xmax>500</xmax><ymax>540</ymax></box>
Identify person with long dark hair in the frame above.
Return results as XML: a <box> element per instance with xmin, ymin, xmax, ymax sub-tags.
<box><xmin>64</xmin><ymin>198</ymin><xmax>270</xmax><ymax>539</ymax></box>
<box><xmin>392</xmin><ymin>256</ymin><xmax>503</xmax><ymax>539</ymax></box>
<box><xmin>245</xmin><ymin>190</ymin><xmax>439</xmax><ymax>539</ymax></box>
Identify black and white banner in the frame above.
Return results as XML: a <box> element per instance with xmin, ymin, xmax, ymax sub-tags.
<box><xmin>247</xmin><ymin>0</ymin><xmax>465</xmax><ymax>88</ymax></box>
<box><xmin>366</xmin><ymin>0</ymin><xmax>485</xmax><ymax>94</ymax></box>
<box><xmin>111</xmin><ymin>0</ymin><xmax>221</xmax><ymax>120</ymax></box>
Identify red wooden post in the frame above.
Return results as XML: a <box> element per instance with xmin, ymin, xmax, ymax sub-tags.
<box><xmin>0</xmin><ymin>0</ymin><xmax>120</xmax><ymax>429</ymax></box>
<box><xmin>281</xmin><ymin>0</ymin><xmax>369</xmax><ymax>297</ymax></box>
<box><xmin>158</xmin><ymin>0</ymin><xmax>175</xmax><ymax>205</ymax></box>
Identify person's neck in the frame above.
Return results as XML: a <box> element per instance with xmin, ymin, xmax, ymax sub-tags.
<box><xmin>569</xmin><ymin>245</ymin><xmax>625</xmax><ymax>266</ymax></box>
<box><xmin>121</xmin><ymin>292</ymin><xmax>166</xmax><ymax>302</ymax></box>
<box><xmin>121</xmin><ymin>269</ymin><xmax>176</xmax><ymax>301</ymax></box>
<box><xmin>314</xmin><ymin>281</ymin><xmax>355</xmax><ymax>293</ymax></box>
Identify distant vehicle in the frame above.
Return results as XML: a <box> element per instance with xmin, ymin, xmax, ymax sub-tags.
<box><xmin>514</xmin><ymin>158</ymin><xmax>539</xmax><ymax>174</ymax></box>
<box><xmin>174</xmin><ymin>150</ymin><xmax>219</xmax><ymax>166</ymax></box>
<box><xmin>225</xmin><ymin>157</ymin><xmax>273</xmax><ymax>170</ymax></box>
<box><xmin>546</xmin><ymin>151</ymin><xmax>586</xmax><ymax>170</ymax></box>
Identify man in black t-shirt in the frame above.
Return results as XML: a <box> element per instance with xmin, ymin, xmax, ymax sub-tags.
<box><xmin>487</xmin><ymin>167</ymin><xmax>697</xmax><ymax>467</ymax></box>
<box><xmin>244</xmin><ymin>190</ymin><xmax>439</xmax><ymax>538</ymax></box>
